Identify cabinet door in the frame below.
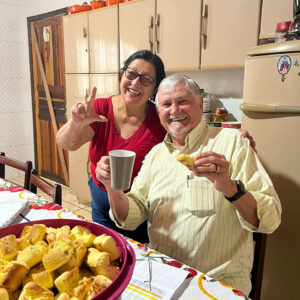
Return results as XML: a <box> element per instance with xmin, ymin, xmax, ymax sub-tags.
<box><xmin>119</xmin><ymin>0</ymin><xmax>155</xmax><ymax>66</ymax></box>
<box><xmin>157</xmin><ymin>0</ymin><xmax>201</xmax><ymax>70</ymax></box>
<box><xmin>65</xmin><ymin>74</ymin><xmax>91</xmax><ymax>204</ymax></box>
<box><xmin>260</xmin><ymin>0</ymin><xmax>293</xmax><ymax>39</ymax></box>
<box><xmin>89</xmin><ymin>6</ymin><xmax>120</xmax><ymax>73</ymax></box>
<box><xmin>63</xmin><ymin>13</ymin><xmax>89</xmax><ymax>73</ymax></box>
<box><xmin>201</xmin><ymin>0</ymin><xmax>261</xmax><ymax>69</ymax></box>
<box><xmin>90</xmin><ymin>74</ymin><xmax>120</xmax><ymax>98</ymax></box>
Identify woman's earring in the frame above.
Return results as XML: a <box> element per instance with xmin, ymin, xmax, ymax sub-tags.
<box><xmin>148</xmin><ymin>96</ymin><xmax>155</xmax><ymax>103</ymax></box>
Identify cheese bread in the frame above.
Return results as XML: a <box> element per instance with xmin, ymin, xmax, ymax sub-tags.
<box><xmin>176</xmin><ymin>154</ymin><xmax>196</xmax><ymax>170</ymax></box>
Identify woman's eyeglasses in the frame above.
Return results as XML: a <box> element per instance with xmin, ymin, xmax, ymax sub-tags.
<box><xmin>124</xmin><ymin>67</ymin><xmax>155</xmax><ymax>86</ymax></box>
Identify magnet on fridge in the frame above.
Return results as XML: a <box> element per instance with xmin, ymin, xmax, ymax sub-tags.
<box><xmin>277</xmin><ymin>56</ymin><xmax>291</xmax><ymax>82</ymax></box>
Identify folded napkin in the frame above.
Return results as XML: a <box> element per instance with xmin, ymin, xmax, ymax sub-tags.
<box><xmin>119</xmin><ymin>259</ymin><xmax>189</xmax><ymax>300</ymax></box>
<box><xmin>0</xmin><ymin>194</ymin><xmax>29</xmax><ymax>228</ymax></box>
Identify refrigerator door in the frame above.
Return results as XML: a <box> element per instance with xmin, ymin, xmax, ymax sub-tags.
<box><xmin>241</xmin><ymin>41</ymin><xmax>300</xmax><ymax>299</ymax></box>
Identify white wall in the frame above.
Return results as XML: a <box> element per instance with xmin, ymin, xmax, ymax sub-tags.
<box><xmin>0</xmin><ymin>0</ymin><xmax>34</xmax><ymax>178</ymax></box>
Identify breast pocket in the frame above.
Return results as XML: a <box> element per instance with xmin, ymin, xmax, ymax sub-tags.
<box><xmin>184</xmin><ymin>179</ymin><xmax>218</xmax><ymax>217</ymax></box>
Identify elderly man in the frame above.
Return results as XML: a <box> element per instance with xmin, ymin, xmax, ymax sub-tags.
<box><xmin>96</xmin><ymin>74</ymin><xmax>281</xmax><ymax>295</ymax></box>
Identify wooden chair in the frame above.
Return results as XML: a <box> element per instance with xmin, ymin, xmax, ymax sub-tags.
<box><xmin>30</xmin><ymin>169</ymin><xmax>62</xmax><ymax>206</ymax></box>
<box><xmin>249</xmin><ymin>232</ymin><xmax>267</xmax><ymax>300</ymax></box>
<box><xmin>0</xmin><ymin>152</ymin><xmax>32</xmax><ymax>190</ymax></box>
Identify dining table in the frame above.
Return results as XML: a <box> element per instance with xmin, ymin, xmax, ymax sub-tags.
<box><xmin>0</xmin><ymin>178</ymin><xmax>249</xmax><ymax>300</ymax></box>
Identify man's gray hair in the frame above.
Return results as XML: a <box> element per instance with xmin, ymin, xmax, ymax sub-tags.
<box><xmin>155</xmin><ymin>74</ymin><xmax>201</xmax><ymax>107</ymax></box>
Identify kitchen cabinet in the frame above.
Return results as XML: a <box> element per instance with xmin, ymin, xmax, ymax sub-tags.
<box><xmin>119</xmin><ymin>0</ymin><xmax>156</xmax><ymax>66</ymax></box>
<box><xmin>63</xmin><ymin>6</ymin><xmax>120</xmax><ymax>203</ymax></box>
<box><xmin>65</xmin><ymin>74</ymin><xmax>119</xmax><ymax>203</ymax></box>
<box><xmin>119</xmin><ymin>0</ymin><xmax>201</xmax><ymax>71</ymax></box>
<box><xmin>89</xmin><ymin>7</ymin><xmax>119</xmax><ymax>73</ymax></box>
<box><xmin>200</xmin><ymin>0</ymin><xmax>261</xmax><ymax>69</ymax></box>
<box><xmin>260</xmin><ymin>0</ymin><xmax>294</xmax><ymax>40</ymax></box>
<box><xmin>65</xmin><ymin>74</ymin><xmax>90</xmax><ymax>203</ymax></box>
<box><xmin>63</xmin><ymin>13</ymin><xmax>89</xmax><ymax>73</ymax></box>
<box><xmin>63</xmin><ymin>6</ymin><xmax>119</xmax><ymax>73</ymax></box>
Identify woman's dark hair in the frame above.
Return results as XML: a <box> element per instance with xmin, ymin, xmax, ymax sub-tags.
<box><xmin>121</xmin><ymin>50</ymin><xmax>166</xmax><ymax>89</ymax></box>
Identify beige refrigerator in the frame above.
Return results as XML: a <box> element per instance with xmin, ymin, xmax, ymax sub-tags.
<box><xmin>241</xmin><ymin>41</ymin><xmax>300</xmax><ymax>299</ymax></box>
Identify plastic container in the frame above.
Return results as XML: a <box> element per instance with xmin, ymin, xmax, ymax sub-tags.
<box><xmin>207</xmin><ymin>122</ymin><xmax>221</xmax><ymax>127</ymax></box>
<box><xmin>202</xmin><ymin>93</ymin><xmax>211</xmax><ymax>112</ymax></box>
<box><xmin>68</xmin><ymin>3</ymin><xmax>92</xmax><ymax>14</ymax></box>
<box><xmin>275</xmin><ymin>21</ymin><xmax>291</xmax><ymax>42</ymax></box>
<box><xmin>221</xmin><ymin>121</ymin><xmax>241</xmax><ymax>129</ymax></box>
<box><xmin>106</xmin><ymin>0</ymin><xmax>123</xmax><ymax>6</ymax></box>
<box><xmin>202</xmin><ymin>111</ymin><xmax>212</xmax><ymax>123</ymax></box>
<box><xmin>90</xmin><ymin>0</ymin><xmax>106</xmax><ymax>9</ymax></box>
<box><xmin>0</xmin><ymin>219</ymin><xmax>136</xmax><ymax>300</ymax></box>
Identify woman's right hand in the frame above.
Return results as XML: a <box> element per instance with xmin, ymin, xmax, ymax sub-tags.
<box><xmin>95</xmin><ymin>156</ymin><xmax>111</xmax><ymax>186</ymax></box>
<box><xmin>71</xmin><ymin>87</ymin><xmax>108</xmax><ymax>127</ymax></box>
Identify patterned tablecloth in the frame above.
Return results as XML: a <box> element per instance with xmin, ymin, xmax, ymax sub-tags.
<box><xmin>0</xmin><ymin>178</ymin><xmax>250</xmax><ymax>300</ymax></box>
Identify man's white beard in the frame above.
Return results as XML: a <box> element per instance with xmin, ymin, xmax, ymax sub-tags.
<box><xmin>167</xmin><ymin>124</ymin><xmax>191</xmax><ymax>141</ymax></box>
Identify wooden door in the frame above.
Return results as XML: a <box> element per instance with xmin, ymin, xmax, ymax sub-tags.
<box><xmin>63</xmin><ymin>12</ymin><xmax>89</xmax><ymax>73</ymax></box>
<box><xmin>119</xmin><ymin>0</ymin><xmax>155</xmax><ymax>66</ymax></box>
<box><xmin>29</xmin><ymin>14</ymin><xmax>68</xmax><ymax>184</ymax></box>
<box><xmin>89</xmin><ymin>6</ymin><xmax>120</xmax><ymax>73</ymax></box>
<box><xmin>200</xmin><ymin>0</ymin><xmax>261</xmax><ymax>69</ymax></box>
<box><xmin>157</xmin><ymin>0</ymin><xmax>201</xmax><ymax>71</ymax></box>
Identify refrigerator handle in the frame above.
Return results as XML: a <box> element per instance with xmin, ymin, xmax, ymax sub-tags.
<box><xmin>240</xmin><ymin>103</ymin><xmax>300</xmax><ymax>113</ymax></box>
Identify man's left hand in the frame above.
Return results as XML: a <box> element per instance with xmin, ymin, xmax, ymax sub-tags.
<box><xmin>193</xmin><ymin>151</ymin><xmax>236</xmax><ymax>195</ymax></box>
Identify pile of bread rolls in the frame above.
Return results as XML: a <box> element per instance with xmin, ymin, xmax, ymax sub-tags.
<box><xmin>0</xmin><ymin>224</ymin><xmax>121</xmax><ymax>299</ymax></box>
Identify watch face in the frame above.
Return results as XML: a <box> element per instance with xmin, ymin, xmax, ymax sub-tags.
<box><xmin>236</xmin><ymin>180</ymin><xmax>245</xmax><ymax>193</ymax></box>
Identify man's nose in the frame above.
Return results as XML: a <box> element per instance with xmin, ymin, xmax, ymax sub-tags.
<box><xmin>170</xmin><ymin>103</ymin><xmax>179</xmax><ymax>114</ymax></box>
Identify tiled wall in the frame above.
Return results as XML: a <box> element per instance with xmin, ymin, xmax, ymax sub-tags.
<box><xmin>0</xmin><ymin>0</ymin><xmax>34</xmax><ymax>178</ymax></box>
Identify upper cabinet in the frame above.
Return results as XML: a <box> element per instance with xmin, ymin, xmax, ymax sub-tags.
<box><xmin>119</xmin><ymin>0</ymin><xmax>156</xmax><ymax>67</ymax></box>
<box><xmin>119</xmin><ymin>0</ymin><xmax>201</xmax><ymax>71</ymax></box>
<box><xmin>156</xmin><ymin>0</ymin><xmax>201</xmax><ymax>70</ymax></box>
<box><xmin>63</xmin><ymin>6</ymin><xmax>119</xmax><ymax>74</ymax></box>
<box><xmin>89</xmin><ymin>6</ymin><xmax>119</xmax><ymax>73</ymax></box>
<box><xmin>63</xmin><ymin>12</ymin><xmax>89</xmax><ymax>73</ymax></box>
<box><xmin>64</xmin><ymin>0</ymin><xmax>263</xmax><ymax>72</ymax></box>
<box><xmin>260</xmin><ymin>0</ymin><xmax>294</xmax><ymax>40</ymax></box>
<box><xmin>200</xmin><ymin>0</ymin><xmax>261</xmax><ymax>69</ymax></box>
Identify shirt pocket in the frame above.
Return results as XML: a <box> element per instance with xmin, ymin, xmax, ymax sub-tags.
<box><xmin>184</xmin><ymin>179</ymin><xmax>218</xmax><ymax>217</ymax></box>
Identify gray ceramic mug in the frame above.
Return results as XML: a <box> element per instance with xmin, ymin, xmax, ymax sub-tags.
<box><xmin>109</xmin><ymin>150</ymin><xmax>136</xmax><ymax>190</ymax></box>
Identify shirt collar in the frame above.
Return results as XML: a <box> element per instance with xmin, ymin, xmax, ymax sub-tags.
<box><xmin>163</xmin><ymin>121</ymin><xmax>207</xmax><ymax>153</ymax></box>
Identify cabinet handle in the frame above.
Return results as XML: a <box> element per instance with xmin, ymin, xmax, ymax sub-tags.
<box><xmin>85</xmin><ymin>88</ymin><xmax>89</xmax><ymax>101</ymax></box>
<box><xmin>201</xmin><ymin>34</ymin><xmax>207</xmax><ymax>50</ymax></box>
<box><xmin>155</xmin><ymin>14</ymin><xmax>160</xmax><ymax>54</ymax></box>
<box><xmin>149</xmin><ymin>16</ymin><xmax>154</xmax><ymax>52</ymax></box>
<box><xmin>83</xmin><ymin>27</ymin><xmax>87</xmax><ymax>38</ymax></box>
<box><xmin>201</xmin><ymin>4</ymin><xmax>208</xmax><ymax>50</ymax></box>
<box><xmin>155</xmin><ymin>13</ymin><xmax>160</xmax><ymax>26</ymax></box>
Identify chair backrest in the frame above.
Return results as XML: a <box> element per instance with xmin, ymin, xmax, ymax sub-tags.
<box><xmin>0</xmin><ymin>152</ymin><xmax>32</xmax><ymax>190</ymax></box>
<box><xmin>249</xmin><ymin>232</ymin><xmax>267</xmax><ymax>300</ymax></box>
<box><xmin>30</xmin><ymin>169</ymin><xmax>62</xmax><ymax>206</ymax></box>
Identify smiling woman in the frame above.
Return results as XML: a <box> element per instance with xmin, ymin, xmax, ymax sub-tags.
<box><xmin>56</xmin><ymin>50</ymin><xmax>166</xmax><ymax>244</ymax></box>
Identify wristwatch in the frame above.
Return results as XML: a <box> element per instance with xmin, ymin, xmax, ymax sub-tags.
<box><xmin>224</xmin><ymin>180</ymin><xmax>246</xmax><ymax>202</ymax></box>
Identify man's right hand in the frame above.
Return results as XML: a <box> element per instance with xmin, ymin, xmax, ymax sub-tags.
<box><xmin>95</xmin><ymin>156</ymin><xmax>111</xmax><ymax>187</ymax></box>
<box><xmin>71</xmin><ymin>87</ymin><xmax>108</xmax><ymax>127</ymax></box>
